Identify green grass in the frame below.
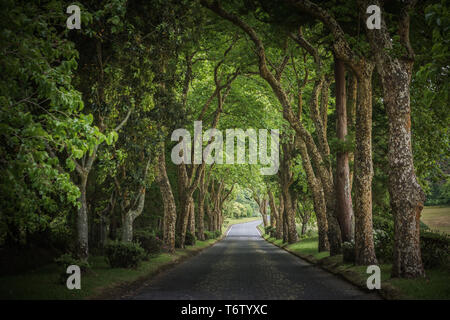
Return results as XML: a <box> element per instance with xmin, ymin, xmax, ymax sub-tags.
<box><xmin>422</xmin><ymin>206</ymin><xmax>450</xmax><ymax>234</ymax></box>
<box><xmin>0</xmin><ymin>239</ymin><xmax>217</xmax><ymax>300</ymax></box>
<box><xmin>287</xmin><ymin>237</ymin><xmax>331</xmax><ymax>260</ymax></box>
<box><xmin>260</xmin><ymin>224</ymin><xmax>450</xmax><ymax>300</ymax></box>
<box><xmin>387</xmin><ymin>269</ymin><xmax>450</xmax><ymax>299</ymax></box>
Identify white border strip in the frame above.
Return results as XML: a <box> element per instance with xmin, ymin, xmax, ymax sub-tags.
<box><xmin>226</xmin><ymin>225</ymin><xmax>233</xmax><ymax>238</ymax></box>
<box><xmin>256</xmin><ymin>222</ymin><xmax>262</xmax><ymax>237</ymax></box>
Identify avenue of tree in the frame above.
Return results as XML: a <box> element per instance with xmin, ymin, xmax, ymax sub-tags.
<box><xmin>1</xmin><ymin>0</ymin><xmax>448</xmax><ymax>279</ymax></box>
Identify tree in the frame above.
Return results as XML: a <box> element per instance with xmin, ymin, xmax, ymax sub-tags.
<box><xmin>0</xmin><ymin>1</ymin><xmax>91</xmax><ymax>247</ymax></box>
<box><xmin>362</xmin><ymin>0</ymin><xmax>426</xmax><ymax>277</ymax></box>
<box><xmin>285</xmin><ymin>0</ymin><xmax>377</xmax><ymax>264</ymax></box>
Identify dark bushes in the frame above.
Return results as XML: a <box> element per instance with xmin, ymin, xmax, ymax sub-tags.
<box><xmin>185</xmin><ymin>231</ymin><xmax>196</xmax><ymax>246</ymax></box>
<box><xmin>370</xmin><ymin>215</ymin><xmax>448</xmax><ymax>268</ymax></box>
<box><xmin>373</xmin><ymin>229</ymin><xmax>393</xmax><ymax>263</ymax></box>
<box><xmin>264</xmin><ymin>226</ymin><xmax>275</xmax><ymax>237</ymax></box>
<box><xmin>342</xmin><ymin>241</ymin><xmax>355</xmax><ymax>263</ymax></box>
<box><xmin>133</xmin><ymin>230</ymin><xmax>163</xmax><ymax>257</ymax></box>
<box><xmin>420</xmin><ymin>231</ymin><xmax>449</xmax><ymax>269</ymax></box>
<box><xmin>204</xmin><ymin>230</ymin><xmax>221</xmax><ymax>240</ymax></box>
<box><xmin>104</xmin><ymin>241</ymin><xmax>145</xmax><ymax>268</ymax></box>
<box><xmin>54</xmin><ymin>253</ymin><xmax>90</xmax><ymax>283</ymax></box>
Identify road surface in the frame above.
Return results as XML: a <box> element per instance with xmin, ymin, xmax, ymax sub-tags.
<box><xmin>131</xmin><ymin>220</ymin><xmax>380</xmax><ymax>300</ymax></box>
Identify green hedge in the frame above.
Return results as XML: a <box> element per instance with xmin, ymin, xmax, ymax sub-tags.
<box><xmin>133</xmin><ymin>230</ymin><xmax>163</xmax><ymax>257</ymax></box>
<box><xmin>104</xmin><ymin>241</ymin><xmax>145</xmax><ymax>268</ymax></box>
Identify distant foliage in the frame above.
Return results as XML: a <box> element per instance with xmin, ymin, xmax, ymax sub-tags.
<box><xmin>104</xmin><ymin>241</ymin><xmax>145</xmax><ymax>268</ymax></box>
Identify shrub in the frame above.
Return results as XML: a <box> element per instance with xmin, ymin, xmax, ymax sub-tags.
<box><xmin>185</xmin><ymin>231</ymin><xmax>196</xmax><ymax>246</ymax></box>
<box><xmin>133</xmin><ymin>230</ymin><xmax>163</xmax><ymax>257</ymax></box>
<box><xmin>203</xmin><ymin>230</ymin><xmax>221</xmax><ymax>240</ymax></box>
<box><xmin>342</xmin><ymin>241</ymin><xmax>355</xmax><ymax>263</ymax></box>
<box><xmin>204</xmin><ymin>231</ymin><xmax>214</xmax><ymax>240</ymax></box>
<box><xmin>264</xmin><ymin>226</ymin><xmax>274</xmax><ymax>235</ymax></box>
<box><xmin>104</xmin><ymin>241</ymin><xmax>145</xmax><ymax>268</ymax></box>
<box><xmin>373</xmin><ymin>229</ymin><xmax>394</xmax><ymax>263</ymax></box>
<box><xmin>54</xmin><ymin>253</ymin><xmax>90</xmax><ymax>284</ymax></box>
<box><xmin>372</xmin><ymin>215</ymin><xmax>394</xmax><ymax>235</ymax></box>
<box><xmin>420</xmin><ymin>231</ymin><xmax>450</xmax><ymax>269</ymax></box>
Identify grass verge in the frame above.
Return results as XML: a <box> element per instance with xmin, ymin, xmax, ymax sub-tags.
<box><xmin>258</xmin><ymin>224</ymin><xmax>450</xmax><ymax>300</ymax></box>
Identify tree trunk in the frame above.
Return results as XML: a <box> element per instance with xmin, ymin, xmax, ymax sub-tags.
<box><xmin>77</xmin><ymin>173</ymin><xmax>89</xmax><ymax>260</ymax></box>
<box><xmin>354</xmin><ymin>66</ymin><xmax>377</xmax><ymax>265</ymax></box>
<box><xmin>283</xmin><ymin>188</ymin><xmax>298</xmax><ymax>244</ymax></box>
<box><xmin>347</xmin><ymin>72</ymin><xmax>357</xmax><ymax>192</ymax></box>
<box><xmin>121</xmin><ymin>189</ymin><xmax>146</xmax><ymax>243</ymax></box>
<box><xmin>196</xmin><ymin>192</ymin><xmax>206</xmax><ymax>240</ymax></box>
<box><xmin>282</xmin><ymin>208</ymin><xmax>288</xmax><ymax>244</ymax></box>
<box><xmin>296</xmin><ymin>138</ymin><xmax>329</xmax><ymax>251</ymax></box>
<box><xmin>177</xmin><ymin>193</ymin><xmax>193</xmax><ymax>248</ymax></box>
<box><xmin>156</xmin><ymin>144</ymin><xmax>177</xmax><ymax>253</ymax></box>
<box><xmin>276</xmin><ymin>194</ymin><xmax>284</xmax><ymax>240</ymax></box>
<box><xmin>363</xmin><ymin>0</ymin><xmax>425</xmax><ymax>278</ymax></box>
<box><xmin>268</xmin><ymin>190</ymin><xmax>278</xmax><ymax>233</ymax></box>
<box><xmin>260</xmin><ymin>198</ymin><xmax>269</xmax><ymax>227</ymax></box>
<box><xmin>335</xmin><ymin>57</ymin><xmax>354</xmax><ymax>242</ymax></box>
<box><xmin>188</xmin><ymin>198</ymin><xmax>196</xmax><ymax>237</ymax></box>
<box><xmin>301</xmin><ymin>219</ymin><xmax>308</xmax><ymax>236</ymax></box>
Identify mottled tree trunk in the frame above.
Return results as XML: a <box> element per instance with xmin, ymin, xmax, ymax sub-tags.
<box><xmin>283</xmin><ymin>188</ymin><xmax>298</xmax><ymax>244</ymax></box>
<box><xmin>301</xmin><ymin>218</ymin><xmax>308</xmax><ymax>236</ymax></box>
<box><xmin>188</xmin><ymin>198</ymin><xmax>196</xmax><ymax>237</ymax></box>
<box><xmin>196</xmin><ymin>192</ymin><xmax>206</xmax><ymax>240</ymax></box>
<box><xmin>296</xmin><ymin>138</ymin><xmax>329</xmax><ymax>251</ymax></box>
<box><xmin>378</xmin><ymin>61</ymin><xmax>425</xmax><ymax>276</ymax></box>
<box><xmin>335</xmin><ymin>57</ymin><xmax>354</xmax><ymax>242</ymax></box>
<box><xmin>177</xmin><ymin>193</ymin><xmax>194</xmax><ymax>248</ymax></box>
<box><xmin>354</xmin><ymin>67</ymin><xmax>377</xmax><ymax>265</ymax></box>
<box><xmin>363</xmin><ymin>0</ymin><xmax>425</xmax><ymax>278</ymax></box>
<box><xmin>121</xmin><ymin>189</ymin><xmax>146</xmax><ymax>242</ymax></box>
<box><xmin>77</xmin><ymin>174</ymin><xmax>89</xmax><ymax>260</ymax></box>
<box><xmin>268</xmin><ymin>190</ymin><xmax>278</xmax><ymax>232</ymax></box>
<box><xmin>276</xmin><ymin>194</ymin><xmax>284</xmax><ymax>240</ymax></box>
<box><xmin>282</xmin><ymin>209</ymin><xmax>288</xmax><ymax>244</ymax></box>
<box><xmin>121</xmin><ymin>213</ymin><xmax>133</xmax><ymax>243</ymax></box>
<box><xmin>156</xmin><ymin>144</ymin><xmax>177</xmax><ymax>253</ymax></box>
<box><xmin>280</xmin><ymin>142</ymin><xmax>298</xmax><ymax>244</ymax></box>
<box><xmin>347</xmin><ymin>72</ymin><xmax>357</xmax><ymax>192</ymax></box>
<box><xmin>259</xmin><ymin>198</ymin><xmax>269</xmax><ymax>227</ymax></box>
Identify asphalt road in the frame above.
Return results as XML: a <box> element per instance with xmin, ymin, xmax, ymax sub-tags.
<box><xmin>131</xmin><ymin>220</ymin><xmax>380</xmax><ymax>300</ymax></box>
